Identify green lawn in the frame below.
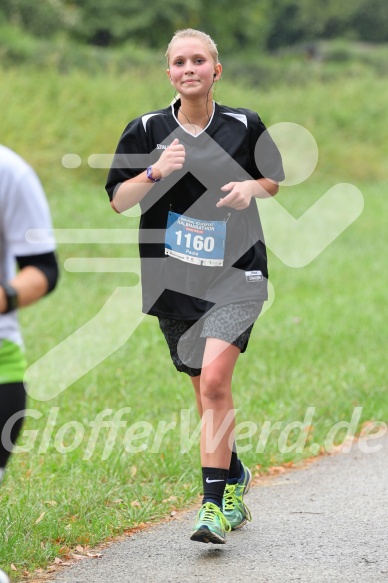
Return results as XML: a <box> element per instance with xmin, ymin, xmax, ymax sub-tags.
<box><xmin>0</xmin><ymin>63</ymin><xmax>386</xmax><ymax>579</ymax></box>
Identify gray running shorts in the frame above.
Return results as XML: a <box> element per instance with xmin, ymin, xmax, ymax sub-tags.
<box><xmin>158</xmin><ymin>301</ymin><xmax>263</xmax><ymax>377</ymax></box>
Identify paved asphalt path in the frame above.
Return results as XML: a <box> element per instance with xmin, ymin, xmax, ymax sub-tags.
<box><xmin>45</xmin><ymin>435</ymin><xmax>388</xmax><ymax>583</ymax></box>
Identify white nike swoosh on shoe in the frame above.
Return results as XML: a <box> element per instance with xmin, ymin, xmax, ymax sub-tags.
<box><xmin>205</xmin><ymin>478</ymin><xmax>225</xmax><ymax>483</ymax></box>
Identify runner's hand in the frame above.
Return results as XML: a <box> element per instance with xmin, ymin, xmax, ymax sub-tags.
<box><xmin>153</xmin><ymin>138</ymin><xmax>185</xmax><ymax>178</ymax></box>
<box><xmin>216</xmin><ymin>181</ymin><xmax>256</xmax><ymax>210</ymax></box>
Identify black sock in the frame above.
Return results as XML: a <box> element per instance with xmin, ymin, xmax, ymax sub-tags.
<box><xmin>202</xmin><ymin>467</ymin><xmax>229</xmax><ymax>508</ymax></box>
<box><xmin>228</xmin><ymin>444</ymin><xmax>242</xmax><ymax>482</ymax></box>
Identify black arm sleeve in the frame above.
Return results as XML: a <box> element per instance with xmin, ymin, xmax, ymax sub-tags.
<box><xmin>16</xmin><ymin>251</ymin><xmax>59</xmax><ymax>294</ymax></box>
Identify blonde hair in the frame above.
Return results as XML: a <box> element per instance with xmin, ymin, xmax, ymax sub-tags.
<box><xmin>165</xmin><ymin>29</ymin><xmax>219</xmax><ymax>65</ymax></box>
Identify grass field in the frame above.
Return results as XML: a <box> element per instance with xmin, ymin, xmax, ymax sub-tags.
<box><xmin>0</xmin><ymin>61</ymin><xmax>387</xmax><ymax>579</ymax></box>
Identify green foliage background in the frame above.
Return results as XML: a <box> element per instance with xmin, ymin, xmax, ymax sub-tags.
<box><xmin>1</xmin><ymin>0</ymin><xmax>388</xmax><ymax>52</ymax></box>
<box><xmin>0</xmin><ymin>2</ymin><xmax>388</xmax><ymax>580</ymax></box>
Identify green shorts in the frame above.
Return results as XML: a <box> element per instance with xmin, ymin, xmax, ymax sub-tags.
<box><xmin>0</xmin><ymin>340</ymin><xmax>27</xmax><ymax>384</ymax></box>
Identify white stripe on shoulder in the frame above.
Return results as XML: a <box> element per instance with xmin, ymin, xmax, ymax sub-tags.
<box><xmin>221</xmin><ymin>112</ymin><xmax>248</xmax><ymax>128</ymax></box>
<box><xmin>142</xmin><ymin>113</ymin><xmax>163</xmax><ymax>132</ymax></box>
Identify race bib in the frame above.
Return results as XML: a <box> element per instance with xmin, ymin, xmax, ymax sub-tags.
<box><xmin>165</xmin><ymin>211</ymin><xmax>226</xmax><ymax>267</ymax></box>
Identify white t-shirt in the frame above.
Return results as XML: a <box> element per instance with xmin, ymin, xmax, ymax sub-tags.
<box><xmin>0</xmin><ymin>145</ymin><xmax>56</xmax><ymax>347</ymax></box>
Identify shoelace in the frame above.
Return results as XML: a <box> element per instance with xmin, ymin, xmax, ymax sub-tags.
<box><xmin>223</xmin><ymin>484</ymin><xmax>252</xmax><ymax>521</ymax></box>
<box><xmin>200</xmin><ymin>503</ymin><xmax>231</xmax><ymax>531</ymax></box>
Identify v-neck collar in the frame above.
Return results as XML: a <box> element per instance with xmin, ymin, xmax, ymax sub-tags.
<box><xmin>170</xmin><ymin>99</ymin><xmax>219</xmax><ymax>144</ymax></box>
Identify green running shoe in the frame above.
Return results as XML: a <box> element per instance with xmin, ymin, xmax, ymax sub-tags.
<box><xmin>190</xmin><ymin>502</ymin><xmax>231</xmax><ymax>544</ymax></box>
<box><xmin>223</xmin><ymin>465</ymin><xmax>252</xmax><ymax>530</ymax></box>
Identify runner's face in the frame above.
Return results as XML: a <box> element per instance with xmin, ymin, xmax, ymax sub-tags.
<box><xmin>167</xmin><ymin>39</ymin><xmax>219</xmax><ymax>99</ymax></box>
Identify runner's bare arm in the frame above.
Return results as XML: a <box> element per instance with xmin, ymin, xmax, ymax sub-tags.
<box><xmin>216</xmin><ymin>178</ymin><xmax>279</xmax><ymax>210</ymax></box>
<box><xmin>0</xmin><ymin>267</ymin><xmax>48</xmax><ymax>313</ymax></box>
<box><xmin>111</xmin><ymin>139</ymin><xmax>186</xmax><ymax>213</ymax></box>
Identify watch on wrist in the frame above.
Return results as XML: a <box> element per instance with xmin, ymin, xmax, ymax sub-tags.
<box><xmin>146</xmin><ymin>166</ymin><xmax>163</xmax><ymax>183</ymax></box>
<box><xmin>0</xmin><ymin>283</ymin><xmax>19</xmax><ymax>314</ymax></box>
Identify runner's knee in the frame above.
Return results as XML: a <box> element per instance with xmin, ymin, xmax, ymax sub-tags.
<box><xmin>200</xmin><ymin>369</ymin><xmax>230</xmax><ymax>402</ymax></box>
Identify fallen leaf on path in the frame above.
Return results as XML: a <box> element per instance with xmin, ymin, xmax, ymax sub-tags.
<box><xmin>268</xmin><ymin>466</ymin><xmax>286</xmax><ymax>475</ymax></box>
